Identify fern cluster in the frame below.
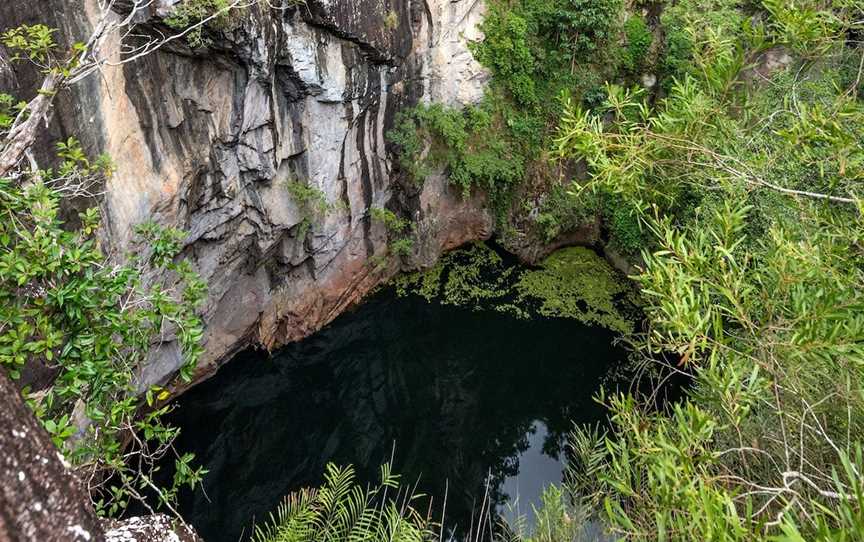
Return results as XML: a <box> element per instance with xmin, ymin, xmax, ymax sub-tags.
<box><xmin>252</xmin><ymin>464</ymin><xmax>436</xmax><ymax>542</ymax></box>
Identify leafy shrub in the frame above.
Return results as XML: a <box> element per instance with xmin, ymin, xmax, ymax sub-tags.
<box><xmin>285</xmin><ymin>179</ymin><xmax>332</xmax><ymax>216</ymax></box>
<box><xmin>1</xmin><ymin>24</ymin><xmax>57</xmax><ymax>65</ymax></box>
<box><xmin>370</xmin><ymin>206</ymin><xmax>410</xmax><ymax>233</ymax></box>
<box><xmin>0</xmin><ymin>93</ymin><xmax>25</xmax><ymax>132</ymax></box>
<box><xmin>601</xmin><ymin>191</ymin><xmax>645</xmax><ymax>257</ymax></box>
<box><xmin>0</xmin><ymin>142</ymin><xmax>207</xmax><ymax>516</ymax></box>
<box><xmin>469</xmin><ymin>7</ymin><xmax>537</xmax><ymax>106</ymax></box>
<box><xmin>470</xmin><ymin>0</ymin><xmax>624</xmax><ymax>107</ymax></box>
<box><xmin>762</xmin><ymin>0</ymin><xmax>840</xmax><ymax>57</ymax></box>
<box><xmin>553</xmin><ymin>2</ymin><xmax>864</xmax><ymax>537</ymax></box>
<box><xmin>621</xmin><ymin>14</ymin><xmax>652</xmax><ymax>73</ymax></box>
<box><xmin>284</xmin><ymin>179</ymin><xmax>338</xmax><ymax>240</ymax></box>
<box><xmin>371</xmin><ymin>206</ymin><xmax>415</xmax><ymax>257</ymax></box>
<box><xmin>524</xmin><ymin>0</ymin><xmax>624</xmax><ymax>64</ymax></box>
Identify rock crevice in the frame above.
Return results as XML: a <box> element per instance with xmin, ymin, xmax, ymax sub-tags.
<box><xmin>0</xmin><ymin>0</ymin><xmax>492</xmax><ymax>390</ymax></box>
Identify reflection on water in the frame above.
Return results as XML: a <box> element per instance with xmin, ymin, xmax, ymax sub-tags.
<box><xmin>499</xmin><ymin>421</ymin><xmax>563</xmax><ymax>525</ymax></box>
<box><xmin>161</xmin><ymin>285</ymin><xmax>626</xmax><ymax>542</ymax></box>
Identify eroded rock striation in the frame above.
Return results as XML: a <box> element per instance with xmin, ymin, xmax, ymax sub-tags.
<box><xmin>1</xmin><ymin>0</ymin><xmax>492</xmax><ymax>391</ymax></box>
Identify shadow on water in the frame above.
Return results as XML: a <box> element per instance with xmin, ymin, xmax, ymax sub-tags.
<box><xmin>160</xmin><ymin>284</ymin><xmax>628</xmax><ymax>542</ymax></box>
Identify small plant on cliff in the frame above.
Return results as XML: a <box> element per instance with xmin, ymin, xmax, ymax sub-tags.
<box><xmin>285</xmin><ymin>179</ymin><xmax>339</xmax><ymax>240</ymax></box>
<box><xmin>371</xmin><ymin>206</ymin><xmax>415</xmax><ymax>257</ymax></box>
<box><xmin>285</xmin><ymin>179</ymin><xmax>332</xmax><ymax>215</ymax></box>
<box><xmin>2</xmin><ymin>23</ymin><xmax>59</xmax><ymax>67</ymax></box>
<box><xmin>165</xmin><ymin>0</ymin><xmax>233</xmax><ymax>48</ymax></box>
<box><xmin>384</xmin><ymin>10</ymin><xmax>399</xmax><ymax>31</ymax></box>
<box><xmin>0</xmin><ymin>93</ymin><xmax>26</xmax><ymax>133</ymax></box>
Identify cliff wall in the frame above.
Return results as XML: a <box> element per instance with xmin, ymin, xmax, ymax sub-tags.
<box><xmin>0</xmin><ymin>0</ymin><xmax>493</xmax><ymax>391</ymax></box>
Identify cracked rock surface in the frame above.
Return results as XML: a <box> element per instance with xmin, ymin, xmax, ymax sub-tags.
<box><xmin>0</xmin><ymin>0</ymin><xmax>492</xmax><ymax>392</ymax></box>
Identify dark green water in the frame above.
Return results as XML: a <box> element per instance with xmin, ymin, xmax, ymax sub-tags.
<box><xmin>163</xmin><ymin>284</ymin><xmax>626</xmax><ymax>542</ymax></box>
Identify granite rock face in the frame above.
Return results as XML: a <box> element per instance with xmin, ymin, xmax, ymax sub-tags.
<box><xmin>1</xmin><ymin>0</ymin><xmax>492</xmax><ymax>390</ymax></box>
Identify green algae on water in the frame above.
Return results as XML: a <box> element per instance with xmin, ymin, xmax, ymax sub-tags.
<box><xmin>395</xmin><ymin>243</ymin><xmax>516</xmax><ymax>309</ymax></box>
<box><xmin>394</xmin><ymin>244</ymin><xmax>636</xmax><ymax>333</ymax></box>
<box><xmin>515</xmin><ymin>247</ymin><xmax>634</xmax><ymax>334</ymax></box>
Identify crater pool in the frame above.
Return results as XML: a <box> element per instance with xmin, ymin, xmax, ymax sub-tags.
<box><xmin>161</xmin><ymin>278</ymin><xmax>627</xmax><ymax>541</ymax></box>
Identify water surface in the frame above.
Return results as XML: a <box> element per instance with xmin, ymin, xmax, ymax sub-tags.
<box><xmin>164</xmin><ymin>284</ymin><xmax>626</xmax><ymax>541</ymax></box>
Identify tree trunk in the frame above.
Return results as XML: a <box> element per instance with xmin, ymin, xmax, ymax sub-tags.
<box><xmin>0</xmin><ymin>72</ymin><xmax>63</xmax><ymax>179</ymax></box>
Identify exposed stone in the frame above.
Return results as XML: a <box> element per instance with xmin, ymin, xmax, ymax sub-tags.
<box><xmin>741</xmin><ymin>46</ymin><xmax>794</xmax><ymax>83</ymax></box>
<box><xmin>1</xmin><ymin>370</ymin><xmax>203</xmax><ymax>542</ymax></box>
<box><xmin>103</xmin><ymin>515</ymin><xmax>201</xmax><ymax>542</ymax></box>
<box><xmin>0</xmin><ymin>370</ymin><xmax>104</xmax><ymax>542</ymax></box>
<box><xmin>0</xmin><ymin>0</ymin><xmax>492</xmax><ymax>394</ymax></box>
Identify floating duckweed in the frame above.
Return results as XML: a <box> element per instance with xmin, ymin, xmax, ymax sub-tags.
<box><xmin>395</xmin><ymin>243</ymin><xmax>513</xmax><ymax>308</ymax></box>
<box><xmin>515</xmin><ymin>247</ymin><xmax>634</xmax><ymax>334</ymax></box>
<box><xmin>394</xmin><ymin>244</ymin><xmax>636</xmax><ymax>333</ymax></box>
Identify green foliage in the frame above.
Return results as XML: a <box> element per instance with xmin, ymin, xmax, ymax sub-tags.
<box><xmin>602</xmin><ymin>191</ymin><xmax>645</xmax><ymax>257</ymax></box>
<box><xmin>0</xmin><ymin>142</ymin><xmax>207</xmax><ymax>517</ymax></box>
<box><xmin>370</xmin><ymin>206</ymin><xmax>410</xmax><ymax>234</ymax></box>
<box><xmin>2</xmin><ymin>24</ymin><xmax>58</xmax><ymax>66</ymax></box>
<box><xmin>470</xmin><ymin>0</ymin><xmax>623</xmax><ymax>107</ymax></box>
<box><xmin>389</xmin><ymin>102</ymin><xmax>524</xmax><ymax>204</ymax></box>
<box><xmin>654</xmin><ymin>0</ymin><xmax>750</xmax><ymax>91</ymax></box>
<box><xmin>621</xmin><ymin>15</ymin><xmax>652</xmax><ymax>73</ymax></box>
<box><xmin>551</xmin><ymin>1</ymin><xmax>864</xmax><ymax>538</ymax></box>
<box><xmin>165</xmin><ymin>0</ymin><xmax>232</xmax><ymax>48</ymax></box>
<box><xmin>659</xmin><ymin>19</ymin><xmax>693</xmax><ymax>85</ymax></box>
<box><xmin>285</xmin><ymin>179</ymin><xmax>331</xmax><ymax>215</ymax></box>
<box><xmin>370</xmin><ymin>206</ymin><xmax>415</xmax><ymax>257</ymax></box>
<box><xmin>252</xmin><ymin>463</ymin><xmax>435</xmax><ymax>542</ymax></box>
<box><xmin>762</xmin><ymin>0</ymin><xmax>841</xmax><ymax>57</ymax></box>
<box><xmin>384</xmin><ymin>10</ymin><xmax>399</xmax><ymax>31</ymax></box>
<box><xmin>388</xmin><ymin>238</ymin><xmax>415</xmax><ymax>258</ymax></box>
<box><xmin>469</xmin><ymin>6</ymin><xmax>537</xmax><ymax>106</ymax></box>
<box><xmin>1</xmin><ymin>22</ymin><xmax>88</xmax><ymax>78</ymax></box>
<box><xmin>55</xmin><ymin>137</ymin><xmax>115</xmax><ymax>179</ymax></box>
<box><xmin>0</xmin><ymin>93</ymin><xmax>26</xmax><ymax>132</ymax></box>
<box><xmin>498</xmin><ymin>484</ymin><xmax>593</xmax><ymax>542</ymax></box>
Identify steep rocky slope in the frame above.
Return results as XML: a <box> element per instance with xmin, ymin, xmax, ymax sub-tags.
<box><xmin>1</xmin><ymin>0</ymin><xmax>493</xmax><ymax>391</ymax></box>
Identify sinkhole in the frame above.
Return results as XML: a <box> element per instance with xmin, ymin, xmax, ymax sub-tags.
<box><xmin>158</xmin><ymin>245</ymin><xmax>630</xmax><ymax>542</ymax></box>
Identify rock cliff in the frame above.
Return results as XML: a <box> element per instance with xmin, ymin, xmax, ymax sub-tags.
<box><xmin>1</xmin><ymin>0</ymin><xmax>493</xmax><ymax>391</ymax></box>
